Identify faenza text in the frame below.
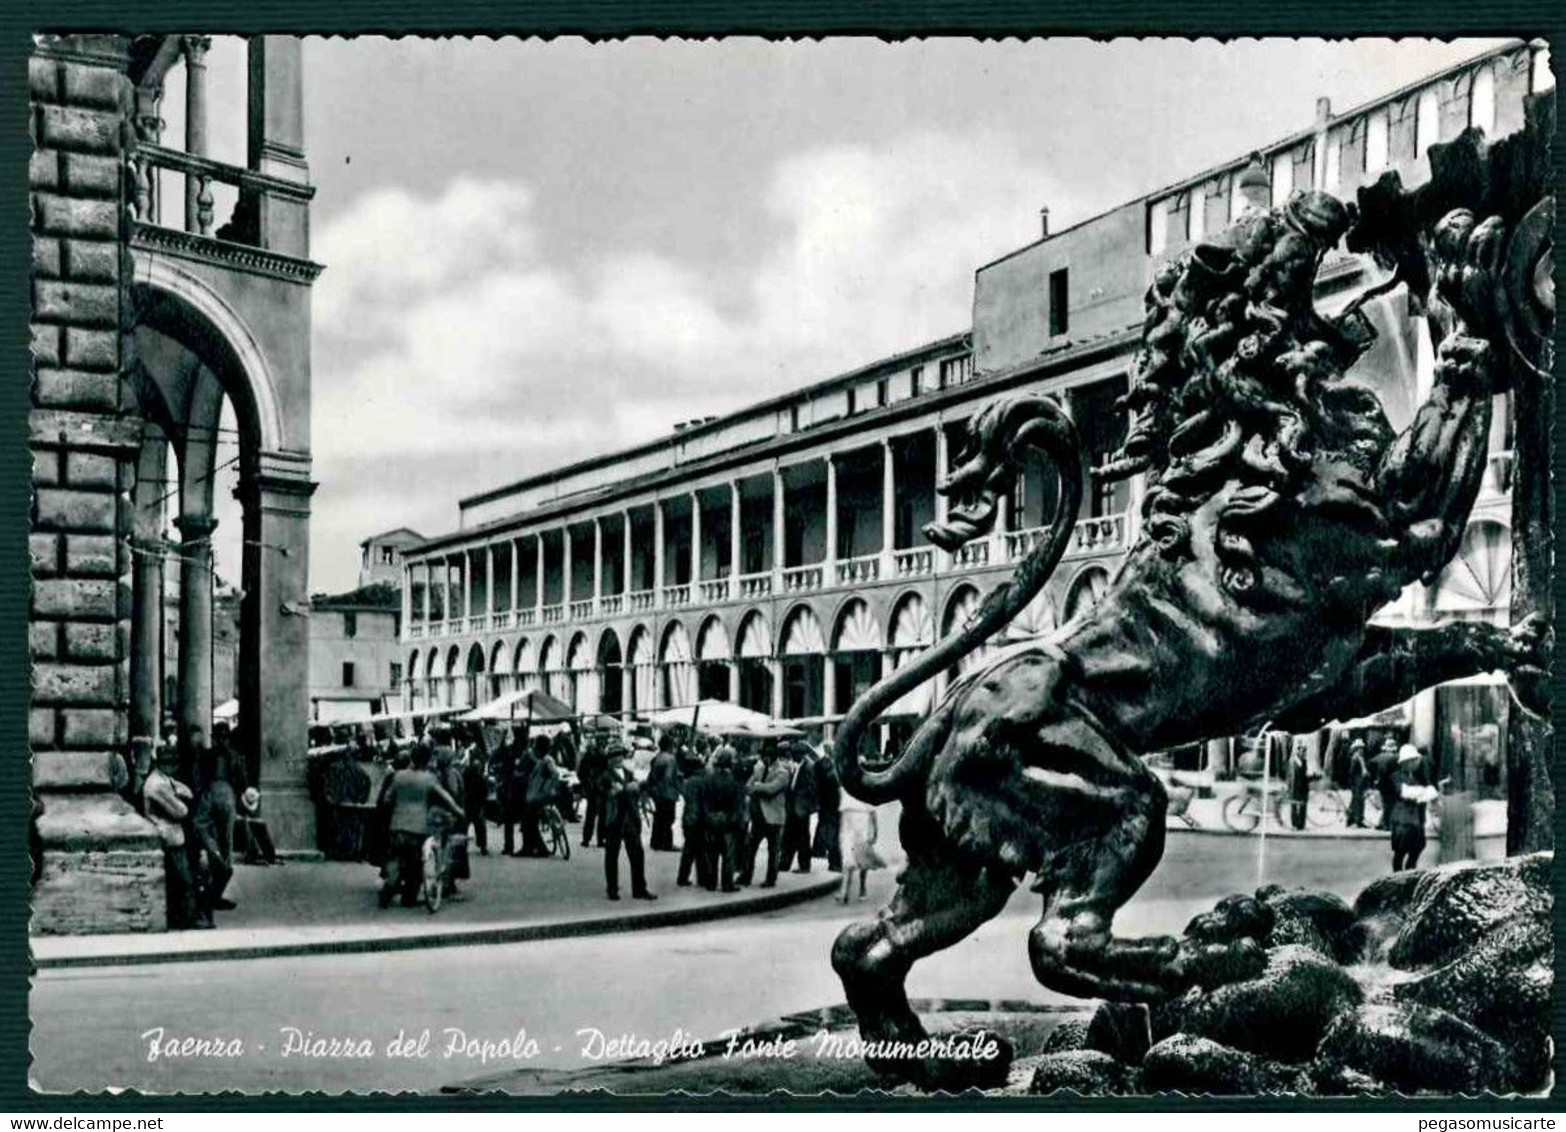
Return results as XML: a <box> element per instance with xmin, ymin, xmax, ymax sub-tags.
<box><xmin>139</xmin><ymin>1027</ymin><xmax>541</xmax><ymax>1065</ymax></box>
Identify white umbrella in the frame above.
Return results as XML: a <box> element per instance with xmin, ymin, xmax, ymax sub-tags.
<box><xmin>213</xmin><ymin>698</ymin><xmax>240</xmax><ymax>723</ymax></box>
<box><xmin>646</xmin><ymin>700</ymin><xmax>774</xmax><ymax>732</ymax></box>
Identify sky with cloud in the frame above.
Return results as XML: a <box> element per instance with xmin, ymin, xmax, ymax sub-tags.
<box><xmin>179</xmin><ymin>36</ymin><xmax>1515</xmax><ymax>593</ymax></box>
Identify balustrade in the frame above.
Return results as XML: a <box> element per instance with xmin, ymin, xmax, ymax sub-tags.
<box><xmin>408</xmin><ymin>625</ymin><xmax>424</xmax><ymax>640</ymax></box>
<box><xmin>835</xmin><ymin>554</ymin><xmax>880</xmax><ymax>585</ymax></box>
<box><xmin>569</xmin><ymin>599</ymin><xmax>595</xmax><ymax>620</ymax></box>
<box><xmin>629</xmin><ymin>589</ymin><xmax>657</xmax><ymax>613</ymax></box>
<box><xmin>600</xmin><ymin>594</ymin><xmax>625</xmax><ymax>616</ymax></box>
<box><xmin>466</xmin><ymin>616</ymin><xmax>485</xmax><ymax>634</ymax></box>
<box><xmin>698</xmin><ymin>578</ymin><xmax>732</xmax><ymax>604</ymax></box>
<box><xmin>953</xmin><ymin>540</ymin><xmax>991</xmax><ymax>569</ymax></box>
<box><xmin>1068</xmin><ymin>513</ymin><xmax>1128</xmax><ymax>557</ymax></box>
<box><xmin>541</xmin><ymin>604</ymin><xmax>565</xmax><ymax>625</ymax></box>
<box><xmin>781</xmin><ymin>564</ymin><xmax>825</xmax><ymax>593</ymax></box>
<box><xmin>738</xmin><ymin>572</ymin><xmax>773</xmax><ymax>599</ymax></box>
<box><xmin>891</xmin><ymin>547</ymin><xmax>934</xmax><ymax>578</ymax></box>
<box><xmin>492</xmin><ymin>611</ymin><xmax>511</xmax><ymax>630</ymax></box>
<box><xmin>516</xmin><ymin>609</ymin><xmax>537</xmax><ymax>627</ymax></box>
<box><xmin>662</xmin><ymin>584</ymin><xmax>692</xmax><ymax>608</ymax></box>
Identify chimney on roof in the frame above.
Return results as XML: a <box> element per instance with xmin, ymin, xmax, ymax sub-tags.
<box><xmin>1040</xmin><ymin>206</ymin><xmax>1051</xmax><ymax>238</ymax></box>
<box><xmin>1315</xmin><ymin>96</ymin><xmax>1332</xmax><ymax>128</ymax></box>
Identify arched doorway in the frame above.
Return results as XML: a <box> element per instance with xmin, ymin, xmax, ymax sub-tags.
<box><xmin>627</xmin><ymin>626</ymin><xmax>656</xmax><ymax>713</ymax></box>
<box><xmin>885</xmin><ymin>592</ymin><xmax>936</xmax><ymax>751</ymax></box>
<box><xmin>488</xmin><ymin>640</ymin><xmax>509</xmax><ymax>700</ymax></box>
<box><xmin>425</xmin><ymin>648</ymin><xmax>443</xmax><ymax>707</ymax></box>
<box><xmin>942</xmin><ymin>584</ymin><xmax>989</xmax><ymax>680</ymax></box>
<box><xmin>512</xmin><ymin>638</ymin><xmax>534</xmax><ymax>693</ymax></box>
<box><xmin>660</xmin><ymin>621</ymin><xmax>695</xmax><ymax>709</ymax></box>
<box><xmin>566</xmin><ymin>631</ymin><xmax>594</xmax><ymax>712</ymax></box>
<box><xmin>443</xmin><ymin>644</ymin><xmax>461</xmax><ymax>708</ymax></box>
<box><xmin>831</xmin><ymin>599</ymin><xmax>881</xmax><ymax>719</ymax></box>
<box><xmin>695</xmin><ymin>616</ymin><xmax>732</xmax><ymax>701</ymax></box>
<box><xmin>735</xmin><ymin>611</ymin><xmax>773</xmax><ymax>714</ymax></box>
<box><xmin>1064</xmin><ymin>566</ymin><xmax>1110</xmax><ymax>623</ymax></box>
<box><xmin>779</xmin><ymin>605</ymin><xmax>826</xmax><ymax>720</ymax></box>
<box><xmin>462</xmin><ymin>643</ymin><xmax>485</xmax><ymax>709</ymax></box>
<box><xmin>406</xmin><ymin>649</ymin><xmax>421</xmax><ymax>710</ymax></box>
<box><xmin>128</xmin><ymin>260</ymin><xmax>313</xmax><ymax>841</ymax></box>
<box><xmin>538</xmin><ymin>635</ymin><xmax>561</xmax><ymax>701</ymax></box>
<box><xmin>597</xmin><ymin>629</ymin><xmax>624</xmax><ymax>716</ymax></box>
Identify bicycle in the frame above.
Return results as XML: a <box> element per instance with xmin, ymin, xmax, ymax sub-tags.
<box><xmin>538</xmin><ymin>803</ymin><xmax>571</xmax><ymax>860</ymax></box>
<box><xmin>421</xmin><ymin>833</ymin><xmax>450</xmax><ymax>914</ymax></box>
<box><xmin>1221</xmin><ymin>781</ymin><xmax>1289</xmax><ymax>833</ymax></box>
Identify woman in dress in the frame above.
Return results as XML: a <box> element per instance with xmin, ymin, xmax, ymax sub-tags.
<box><xmin>837</xmin><ymin>791</ymin><xmax>885</xmax><ymax>903</ymax></box>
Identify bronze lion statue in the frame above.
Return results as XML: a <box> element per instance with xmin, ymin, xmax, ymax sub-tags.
<box><xmin>828</xmin><ymin>171</ymin><xmax>1552</xmax><ymax>1091</ymax></box>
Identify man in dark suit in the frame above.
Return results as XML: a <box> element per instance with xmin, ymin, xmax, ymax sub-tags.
<box><xmin>779</xmin><ymin>743</ymin><xmax>818</xmax><ymax>874</ymax></box>
<box><xmin>702</xmin><ymin>746</ymin><xmax>746</xmax><ymax>893</ymax></box>
<box><xmin>812</xmin><ymin>741</ymin><xmax>843</xmax><ymax>872</ymax></box>
<box><xmin>645</xmin><ymin>734</ymin><xmax>681</xmax><ymax>852</ymax></box>
<box><xmin>192</xmin><ymin>723</ymin><xmax>247</xmax><ymax>911</ymax></box>
<box><xmin>600</xmin><ymin>743</ymin><xmax>656</xmax><ymax>901</ymax></box>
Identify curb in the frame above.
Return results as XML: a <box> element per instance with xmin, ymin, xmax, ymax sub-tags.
<box><xmin>32</xmin><ymin>875</ymin><xmax>841</xmax><ymax>971</ymax></box>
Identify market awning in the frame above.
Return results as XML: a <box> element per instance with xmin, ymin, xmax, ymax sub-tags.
<box><xmin>459</xmin><ymin>688</ymin><xmax>574</xmax><ymax>722</ymax></box>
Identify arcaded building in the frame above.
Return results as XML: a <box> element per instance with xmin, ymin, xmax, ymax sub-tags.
<box><xmin>399</xmin><ymin>42</ymin><xmax>1550</xmax><ymax>790</ymax></box>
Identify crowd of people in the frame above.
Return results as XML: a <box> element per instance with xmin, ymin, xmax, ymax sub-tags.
<box><xmin>359</xmin><ymin>720</ymin><xmax>889</xmax><ymax>909</ymax></box>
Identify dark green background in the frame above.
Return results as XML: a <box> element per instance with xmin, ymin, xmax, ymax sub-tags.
<box><xmin>3</xmin><ymin>0</ymin><xmax>1562</xmax><ymax>1111</ymax></box>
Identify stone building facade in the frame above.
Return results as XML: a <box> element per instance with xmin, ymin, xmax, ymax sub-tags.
<box><xmin>398</xmin><ymin>41</ymin><xmax>1551</xmax><ymax>783</ymax></box>
<box><xmin>29</xmin><ymin>34</ymin><xmax>319</xmax><ymax>934</ymax></box>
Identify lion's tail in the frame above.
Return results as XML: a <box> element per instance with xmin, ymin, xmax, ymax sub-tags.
<box><xmin>832</xmin><ymin>393</ymin><xmax>1085</xmax><ymax>804</ymax></box>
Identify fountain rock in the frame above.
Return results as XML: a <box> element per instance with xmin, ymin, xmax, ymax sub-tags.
<box><xmin>1316</xmin><ymin>1003</ymin><xmax>1522</xmax><ymax>1094</ymax></box>
<box><xmin>1141</xmin><ymin>1034</ymin><xmax>1297</xmax><ymax>1095</ymax></box>
<box><xmin>1259</xmin><ymin>888</ymin><xmax>1358</xmax><ymax>962</ymax></box>
<box><xmin>1155</xmin><ymin>944</ymin><xmax>1363</xmax><ymax>1062</ymax></box>
<box><xmin>1027</xmin><ymin>1050</ymin><xmax>1128</xmax><ymax>1095</ymax></box>
<box><xmin>1388</xmin><ymin>851</ymin><xmax>1552</xmax><ymax>970</ymax></box>
<box><xmin>1394</xmin><ymin>914</ymin><xmax>1553</xmax><ymax>1091</ymax></box>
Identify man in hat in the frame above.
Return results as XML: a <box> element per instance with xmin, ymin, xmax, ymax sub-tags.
<box><xmin>739</xmin><ymin>744</ymin><xmax>790</xmax><ymax>888</ymax></box>
<box><xmin>1390</xmin><ymin>744</ymin><xmax>1437</xmax><ymax>872</ymax></box>
<box><xmin>1346</xmin><ymin>737</ymin><xmax>1370</xmax><ymax>828</ymax></box>
<box><xmin>779</xmin><ymin>742</ymin><xmax>819</xmax><ymax>873</ymax></box>
<box><xmin>600</xmin><ymin>742</ymin><xmax>656</xmax><ymax>901</ymax></box>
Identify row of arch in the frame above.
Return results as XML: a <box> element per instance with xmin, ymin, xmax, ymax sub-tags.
<box><xmin>406</xmin><ymin>565</ymin><xmax>1115</xmax><ymax>712</ymax></box>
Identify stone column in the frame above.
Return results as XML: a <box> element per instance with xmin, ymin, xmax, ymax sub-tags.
<box><xmin>823</xmin><ymin>651</ymin><xmax>837</xmax><ymax>720</ymax></box>
<box><xmin>773</xmin><ymin>467</ymin><xmax>786</xmax><ymax>574</ymax></box>
<box><xmin>245</xmin><ymin>37</ymin><xmax>310</xmax><ymax>256</ymax></box>
<box><xmin>130</xmin><ymin>437</ymin><xmax>169</xmax><ymax>743</ymax></box>
<box><xmin>593</xmin><ymin>518</ymin><xmax>603</xmax><ymax>609</ymax></box>
<box><xmin>238</xmin><ymin>467</ymin><xmax>315</xmax><ymax>850</ymax></box>
<box><xmin>535</xmin><ymin>535</ymin><xmax>545</xmax><ymax>619</ymax></box>
<box><xmin>421</xmin><ymin>561</ymin><xmax>431</xmax><ymax>624</ymax></box>
<box><xmin>621</xmin><ymin>664</ymin><xmax>634</xmax><ymax>716</ymax></box>
<box><xmin>690</xmin><ymin>491</ymin><xmax>702</xmax><ymax>587</ymax></box>
<box><xmin>728</xmin><ymin>661</ymin><xmax>740</xmax><ymax>703</ymax></box>
<box><xmin>824</xmin><ymin>454</ymin><xmax>838</xmax><ymax>579</ymax></box>
<box><xmin>622</xmin><ymin>510</ymin><xmax>633</xmax><ymax>595</ymax></box>
<box><xmin>769</xmin><ymin>657</ymin><xmax>784</xmax><ymax>718</ymax></box>
<box><xmin>882</xmin><ymin>438</ymin><xmax>896</xmax><ymax>552</ymax></box>
<box><xmin>934</xmin><ymin>424</ymin><xmax>951</xmax><ymax>569</ymax></box>
<box><xmin>563</xmin><ymin>526</ymin><xmax>574</xmax><ymax>609</ymax></box>
<box><xmin>653</xmin><ymin>502</ymin><xmax>665</xmax><ymax>601</ymax></box>
<box><xmin>181</xmin><ymin>36</ymin><xmax>211</xmax><ymax>231</ymax></box>
<box><xmin>441</xmin><ymin>556</ymin><xmax>452</xmax><ymax>626</ymax></box>
<box><xmin>509</xmin><ymin>540</ymin><xmax>519</xmax><ymax>612</ymax></box>
<box><xmin>175</xmin><ymin>514</ymin><xmax>216</xmax><ymax>743</ymax></box>
<box><xmin>729</xmin><ymin>481</ymin><xmax>742</xmax><ymax>580</ymax></box>
<box><xmin>401</xmin><ymin>562</ymin><xmax>413</xmax><ymax>632</ymax></box>
<box><xmin>485</xmin><ymin>545</ymin><xmax>495</xmax><ymax>616</ymax></box>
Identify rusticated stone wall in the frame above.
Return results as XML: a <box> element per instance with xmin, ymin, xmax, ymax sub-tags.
<box><xmin>29</xmin><ymin>34</ymin><xmax>164</xmax><ymax>935</ymax></box>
